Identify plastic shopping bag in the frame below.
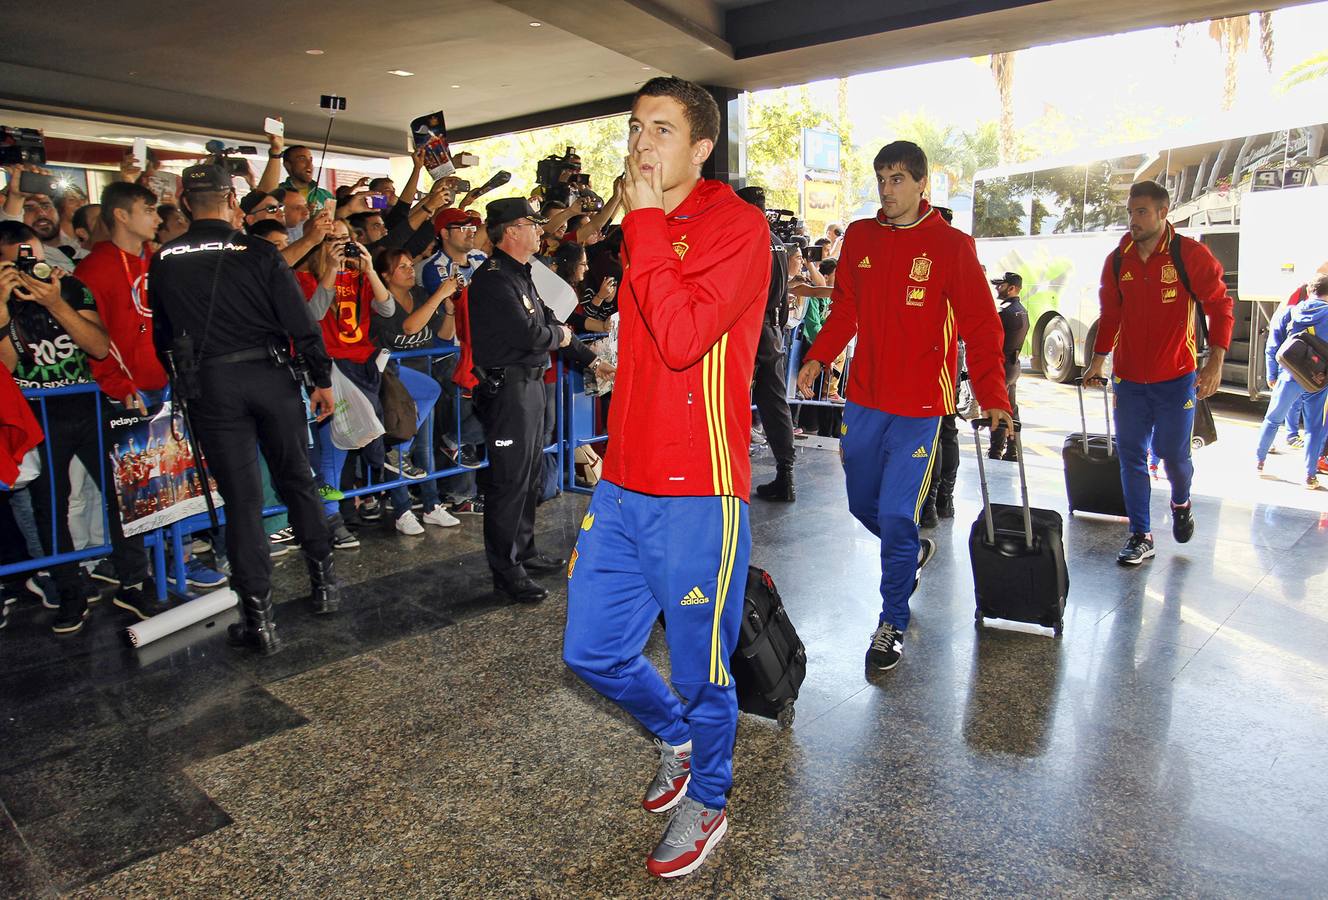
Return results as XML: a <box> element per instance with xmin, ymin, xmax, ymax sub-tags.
<box><xmin>330</xmin><ymin>365</ymin><xmax>385</xmax><ymax>450</ymax></box>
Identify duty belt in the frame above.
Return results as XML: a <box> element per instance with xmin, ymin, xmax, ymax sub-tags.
<box><xmin>200</xmin><ymin>346</ymin><xmax>271</xmax><ymax>367</ymax></box>
<box><xmin>492</xmin><ymin>365</ymin><xmax>546</xmax><ymax>380</ymax></box>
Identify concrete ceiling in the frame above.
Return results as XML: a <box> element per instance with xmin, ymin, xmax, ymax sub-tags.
<box><xmin>0</xmin><ymin>0</ymin><xmax>1313</xmax><ymax>156</ymax></box>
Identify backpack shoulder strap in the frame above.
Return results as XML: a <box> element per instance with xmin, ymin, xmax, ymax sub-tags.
<box><xmin>1170</xmin><ymin>230</ymin><xmax>1210</xmax><ymax>352</ymax></box>
<box><xmin>1111</xmin><ymin>245</ymin><xmax>1122</xmax><ymax>286</ymax></box>
<box><xmin>1169</xmin><ymin>230</ymin><xmax>1195</xmax><ymax>299</ymax></box>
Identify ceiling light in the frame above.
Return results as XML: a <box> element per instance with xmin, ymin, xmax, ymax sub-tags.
<box><xmin>529</xmin><ymin>21</ymin><xmax>542</xmax><ymax>27</ymax></box>
<box><xmin>641</xmin><ymin>66</ymin><xmax>651</xmax><ymax>70</ymax></box>
<box><xmin>388</xmin><ymin>69</ymin><xmax>414</xmax><ymax>77</ymax></box>
<box><xmin>305</xmin><ymin>49</ymin><xmax>324</xmax><ymax>55</ymax></box>
<box><xmin>451</xmin><ymin>84</ymin><xmax>461</xmax><ymax>89</ymax></box>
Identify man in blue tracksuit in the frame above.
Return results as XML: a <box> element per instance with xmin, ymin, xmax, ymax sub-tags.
<box><xmin>1256</xmin><ymin>275</ymin><xmax>1328</xmax><ymax>488</ymax></box>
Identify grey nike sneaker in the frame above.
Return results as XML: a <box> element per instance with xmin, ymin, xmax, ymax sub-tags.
<box><xmin>646</xmin><ymin>795</ymin><xmax>728</xmax><ymax>879</ymax></box>
<box><xmin>642</xmin><ymin>738</ymin><xmax>691</xmax><ymax>813</ymax></box>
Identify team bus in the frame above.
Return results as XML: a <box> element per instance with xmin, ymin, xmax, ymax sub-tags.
<box><xmin>970</xmin><ymin>118</ymin><xmax>1328</xmax><ymax>397</ymax></box>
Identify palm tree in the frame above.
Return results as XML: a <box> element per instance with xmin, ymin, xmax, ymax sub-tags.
<box><xmin>990</xmin><ymin>52</ymin><xmax>1016</xmax><ymax>163</ymax></box>
<box><xmin>1209</xmin><ymin>15</ymin><xmax>1251</xmax><ymax>111</ymax></box>
<box><xmin>1259</xmin><ymin>10</ymin><xmax>1275</xmax><ymax>72</ymax></box>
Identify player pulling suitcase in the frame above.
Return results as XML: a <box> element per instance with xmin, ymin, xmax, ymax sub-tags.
<box><xmin>796</xmin><ymin>140</ymin><xmax>1012</xmax><ymax>673</ymax></box>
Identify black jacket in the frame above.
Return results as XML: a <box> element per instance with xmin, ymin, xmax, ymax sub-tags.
<box><xmin>468</xmin><ymin>249</ymin><xmax>596</xmax><ymax>370</ymax></box>
<box><xmin>998</xmin><ymin>297</ymin><xmax>1029</xmax><ymax>370</ymax></box>
<box><xmin>149</xmin><ymin>219</ymin><xmax>333</xmax><ymax>388</ymax></box>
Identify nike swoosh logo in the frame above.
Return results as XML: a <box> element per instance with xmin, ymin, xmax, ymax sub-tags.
<box><xmin>700</xmin><ymin>812</ymin><xmax>723</xmax><ymax>835</ymax></box>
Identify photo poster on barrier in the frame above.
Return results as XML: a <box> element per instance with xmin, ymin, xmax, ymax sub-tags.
<box><xmin>106</xmin><ymin>399</ymin><xmax>223</xmax><ymax>536</ymax></box>
<box><xmin>410</xmin><ymin>111</ymin><xmax>456</xmax><ymax>181</ymax></box>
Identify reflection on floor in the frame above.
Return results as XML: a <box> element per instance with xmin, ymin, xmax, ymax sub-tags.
<box><xmin>2</xmin><ymin>447</ymin><xmax>1326</xmax><ymax>897</ymax></box>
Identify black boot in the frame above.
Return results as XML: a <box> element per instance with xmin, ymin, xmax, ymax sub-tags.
<box><xmin>936</xmin><ymin>473</ymin><xmax>957</xmax><ymax>519</ymax></box>
<box><xmin>305</xmin><ymin>552</ymin><xmax>340</xmax><ymax>615</ymax></box>
<box><xmin>755</xmin><ymin>464</ymin><xmax>796</xmax><ymax>502</ymax></box>
<box><xmin>919</xmin><ymin>495</ymin><xmax>939</xmax><ymax>528</ymax></box>
<box><xmin>227</xmin><ymin>591</ymin><xmax>282</xmax><ymax>656</ymax></box>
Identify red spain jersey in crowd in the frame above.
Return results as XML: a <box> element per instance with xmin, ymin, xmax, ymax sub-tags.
<box><xmin>806</xmin><ymin>200</ymin><xmax>1011</xmax><ymax>416</ymax></box>
<box><xmin>602</xmin><ymin>179</ymin><xmax>771</xmax><ymax>499</ymax></box>
<box><xmin>1093</xmin><ymin>223</ymin><xmax>1233</xmax><ymax>383</ymax></box>
<box><xmin>297</xmin><ymin>270</ymin><xmax>376</xmax><ymax>364</ymax></box>
<box><xmin>75</xmin><ymin>242</ymin><xmax>168</xmax><ymax>399</ymax></box>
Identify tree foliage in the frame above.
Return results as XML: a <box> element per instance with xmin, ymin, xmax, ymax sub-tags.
<box><xmin>457</xmin><ymin>116</ymin><xmax>629</xmax><ymax>201</ymax></box>
<box><xmin>746</xmin><ymin>81</ymin><xmax>869</xmax><ymax>224</ymax></box>
<box><xmin>1278</xmin><ymin>51</ymin><xmax>1328</xmax><ymax>93</ymax></box>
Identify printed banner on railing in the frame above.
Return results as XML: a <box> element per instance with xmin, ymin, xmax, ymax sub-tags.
<box><xmin>106</xmin><ymin>400</ymin><xmax>223</xmax><ymax>537</ymax></box>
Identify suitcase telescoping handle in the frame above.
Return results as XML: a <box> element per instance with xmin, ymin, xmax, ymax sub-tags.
<box><xmin>1072</xmin><ymin>375</ymin><xmax>1113</xmax><ymax>455</ymax></box>
<box><xmin>972</xmin><ymin>419</ymin><xmax>1034</xmax><ymax>550</ymax></box>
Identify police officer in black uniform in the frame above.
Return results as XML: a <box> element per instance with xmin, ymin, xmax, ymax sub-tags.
<box><xmin>989</xmin><ymin>271</ymin><xmax>1030</xmax><ymax>461</ymax></box>
<box><xmin>468</xmin><ymin>197</ymin><xmax>603</xmax><ymax>603</ymax></box>
<box><xmin>149</xmin><ymin>165</ymin><xmax>340</xmax><ymax>656</ymax></box>
<box><xmin>737</xmin><ymin>186</ymin><xmax>797</xmax><ymax>501</ymax></box>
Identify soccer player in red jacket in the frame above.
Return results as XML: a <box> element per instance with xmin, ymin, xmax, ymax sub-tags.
<box><xmin>562</xmin><ymin>77</ymin><xmax>771</xmax><ymax>879</ymax></box>
<box><xmin>1083</xmin><ymin>180</ymin><xmax>1233</xmax><ymax>565</ymax></box>
<box><xmin>797</xmin><ymin>141</ymin><xmax>1013</xmax><ymax>673</ymax></box>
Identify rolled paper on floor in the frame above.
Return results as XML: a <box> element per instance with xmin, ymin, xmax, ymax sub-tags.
<box><xmin>126</xmin><ymin>589</ymin><xmax>239</xmax><ymax>648</ymax></box>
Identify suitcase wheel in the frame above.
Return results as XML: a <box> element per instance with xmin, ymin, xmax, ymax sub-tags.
<box><xmin>776</xmin><ymin>702</ymin><xmax>796</xmax><ymax>729</ymax></box>
<box><xmin>1191</xmin><ymin>436</ymin><xmax>1205</xmax><ymax>450</ymax></box>
<box><xmin>974</xmin><ymin>609</ymin><xmax>984</xmax><ymax>629</ymax></box>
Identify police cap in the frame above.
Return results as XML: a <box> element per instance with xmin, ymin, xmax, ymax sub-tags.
<box><xmin>182</xmin><ymin>164</ymin><xmax>232</xmax><ymax>194</ymax></box>
<box><xmin>990</xmin><ymin>271</ymin><xmax>1022</xmax><ymax>288</ymax></box>
<box><xmin>486</xmin><ymin>197</ymin><xmax>546</xmax><ymax>227</ymax></box>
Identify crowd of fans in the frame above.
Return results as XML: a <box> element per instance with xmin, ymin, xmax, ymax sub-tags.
<box><xmin>0</xmin><ymin>129</ymin><xmax>626</xmax><ymax>634</ymax></box>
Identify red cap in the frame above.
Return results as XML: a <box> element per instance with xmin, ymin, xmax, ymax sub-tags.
<box><xmin>433</xmin><ymin>207</ymin><xmax>482</xmax><ymax>234</ymax></box>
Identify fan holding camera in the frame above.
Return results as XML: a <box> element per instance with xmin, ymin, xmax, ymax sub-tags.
<box><xmin>3</xmin><ymin>163</ymin><xmax>79</xmax><ymax>273</ymax></box>
<box><xmin>1</xmin><ymin>224</ymin><xmax>114</xmax><ymax>634</ymax></box>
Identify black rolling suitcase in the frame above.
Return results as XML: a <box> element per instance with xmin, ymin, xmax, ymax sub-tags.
<box><xmin>970</xmin><ymin>422</ymin><xmax>1069</xmax><ymax>636</ymax></box>
<box><xmin>1063</xmin><ymin>376</ymin><xmax>1127</xmax><ymax>518</ymax></box>
<box><xmin>730</xmin><ymin>566</ymin><xmax>806</xmax><ymax>728</ymax></box>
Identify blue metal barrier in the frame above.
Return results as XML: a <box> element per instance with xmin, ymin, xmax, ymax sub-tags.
<box><xmin>6</xmin><ymin>383</ymin><xmax>169</xmax><ymax>600</ymax></box>
<box><xmin>5</xmin><ymin>343</ymin><xmax>600</xmax><ymax>602</ymax></box>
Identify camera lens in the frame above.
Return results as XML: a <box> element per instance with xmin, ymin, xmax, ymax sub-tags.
<box><xmin>31</xmin><ymin>261</ymin><xmax>53</xmax><ymax>281</ymax></box>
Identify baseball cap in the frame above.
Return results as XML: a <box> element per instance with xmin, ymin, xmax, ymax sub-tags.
<box><xmin>181</xmin><ymin>164</ymin><xmax>232</xmax><ymax>194</ymax></box>
<box><xmin>485</xmin><ymin>197</ymin><xmax>547</xmax><ymax>227</ymax></box>
<box><xmin>239</xmin><ymin>190</ymin><xmax>270</xmax><ymax>215</ymax></box>
<box><xmin>990</xmin><ymin>271</ymin><xmax>1023</xmax><ymax>288</ymax></box>
<box><xmin>433</xmin><ymin>207</ymin><xmax>482</xmax><ymax>234</ymax></box>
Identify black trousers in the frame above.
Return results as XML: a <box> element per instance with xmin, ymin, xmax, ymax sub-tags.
<box><xmin>474</xmin><ymin>373</ymin><xmax>545</xmax><ymax>575</ymax></box>
<box><xmin>991</xmin><ymin>364</ymin><xmax>1021</xmax><ymax>452</ymax></box>
<box><xmin>925</xmin><ymin>414</ymin><xmax>961</xmax><ymax>504</ymax></box>
<box><xmin>753</xmin><ymin>320</ymin><xmax>795</xmax><ymax>468</ymax></box>
<box><xmin>193</xmin><ymin>361</ymin><xmax>331</xmax><ymax>598</ymax></box>
<box><xmin>26</xmin><ymin>393</ymin><xmax>147</xmax><ymax>600</ymax></box>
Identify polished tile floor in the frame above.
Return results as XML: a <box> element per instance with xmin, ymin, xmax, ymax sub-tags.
<box><xmin>2</xmin><ymin>380</ymin><xmax>1326</xmax><ymax>898</ymax></box>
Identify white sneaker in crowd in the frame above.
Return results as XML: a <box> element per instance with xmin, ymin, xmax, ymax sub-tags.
<box><xmin>422</xmin><ymin>507</ymin><xmax>461</xmax><ymax>528</ymax></box>
<box><xmin>394</xmin><ymin>511</ymin><xmax>425</xmax><ymax>536</ymax></box>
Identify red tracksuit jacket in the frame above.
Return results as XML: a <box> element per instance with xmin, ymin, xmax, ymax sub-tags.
<box><xmin>603</xmin><ymin>179</ymin><xmax>771</xmax><ymax>499</ymax></box>
<box><xmin>75</xmin><ymin>241</ymin><xmax>168</xmax><ymax>399</ymax></box>
<box><xmin>806</xmin><ymin>201</ymin><xmax>1010</xmax><ymax>417</ymax></box>
<box><xmin>1093</xmin><ymin>224</ymin><xmax>1233</xmax><ymax>383</ymax></box>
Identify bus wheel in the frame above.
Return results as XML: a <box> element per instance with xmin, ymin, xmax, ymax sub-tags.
<box><xmin>1041</xmin><ymin>316</ymin><xmax>1077</xmax><ymax>384</ymax></box>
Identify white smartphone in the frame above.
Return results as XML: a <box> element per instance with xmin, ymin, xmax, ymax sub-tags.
<box><xmin>131</xmin><ymin>138</ymin><xmax>148</xmax><ymax>167</ymax></box>
<box><xmin>263</xmin><ymin>117</ymin><xmax>284</xmax><ymax>137</ymax></box>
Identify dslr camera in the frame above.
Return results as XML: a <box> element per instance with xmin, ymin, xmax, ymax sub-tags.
<box><xmin>0</xmin><ymin>127</ymin><xmax>46</xmax><ymax>166</ymax></box>
<box><xmin>204</xmin><ymin>139</ymin><xmax>256</xmax><ymax>177</ymax></box>
<box><xmin>14</xmin><ymin>244</ymin><xmax>53</xmax><ymax>282</ymax></box>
